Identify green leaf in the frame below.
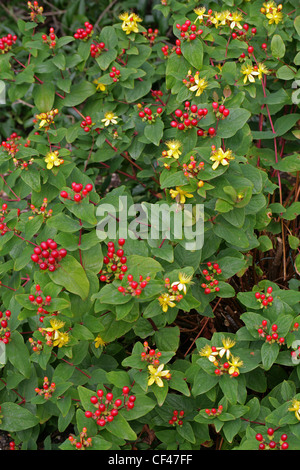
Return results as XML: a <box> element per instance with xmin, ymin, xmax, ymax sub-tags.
<box><xmin>271</xmin><ymin>34</ymin><xmax>285</xmax><ymax>59</ymax></box>
<box><xmin>181</xmin><ymin>39</ymin><xmax>203</xmax><ymax>70</ymax></box>
<box><xmin>261</xmin><ymin>341</ymin><xmax>280</xmax><ymax>370</ymax></box>
<box><xmin>0</xmin><ymin>403</ymin><xmax>39</xmax><ymax>431</ymax></box>
<box><xmin>177</xmin><ymin>421</ymin><xmax>196</xmax><ymax>444</ymax></box>
<box><xmin>33</xmin><ymin>82</ymin><xmax>55</xmax><ymax>112</ymax></box>
<box><xmin>6</xmin><ymin>331</ymin><xmax>31</xmax><ymax>378</ymax></box>
<box><xmin>219</xmin><ymin>374</ymin><xmax>238</xmax><ymax>404</ymax></box>
<box><xmin>144</xmin><ymin>119</ymin><xmax>164</xmax><ymax>146</ymax></box>
<box><xmin>154</xmin><ymin>327</ymin><xmax>180</xmax><ymax>352</ymax></box>
<box><xmin>48</xmin><ymin>255</ymin><xmax>90</xmax><ymax>300</ymax></box>
<box><xmin>276</xmin><ymin>66</ymin><xmax>297</xmax><ymax>80</ymax></box>
<box><xmin>96</xmin><ymin>48</ymin><xmax>118</xmax><ymax>71</ymax></box>
<box><xmin>62</xmin><ymin>81</ymin><xmax>96</xmax><ymax>107</ymax></box>
<box><xmin>217</xmin><ymin>108</ymin><xmax>251</xmax><ymax>138</ymax></box>
<box><xmin>106</xmin><ymin>413</ymin><xmax>137</xmax><ymax>441</ymax></box>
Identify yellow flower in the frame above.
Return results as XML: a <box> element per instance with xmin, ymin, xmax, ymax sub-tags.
<box><xmin>170</xmin><ymin>187</ymin><xmax>194</xmax><ymax>204</ymax></box>
<box><xmin>230</xmin><ymin>11</ymin><xmax>243</xmax><ymax>29</ymax></box>
<box><xmin>228</xmin><ymin>355</ymin><xmax>243</xmax><ymax>376</ymax></box>
<box><xmin>101</xmin><ymin>111</ymin><xmax>118</xmax><ymax>127</ymax></box>
<box><xmin>189</xmin><ymin>73</ymin><xmax>208</xmax><ymax>97</ymax></box>
<box><xmin>158</xmin><ymin>293</ymin><xmax>176</xmax><ymax>312</ymax></box>
<box><xmin>194</xmin><ymin>7</ymin><xmax>206</xmax><ymax>23</ymax></box>
<box><xmin>211</xmin><ymin>11</ymin><xmax>228</xmax><ymax>29</ymax></box>
<box><xmin>257</xmin><ymin>63</ymin><xmax>270</xmax><ymax>80</ymax></box>
<box><xmin>119</xmin><ymin>12</ymin><xmax>142</xmax><ymax>35</ymax></box>
<box><xmin>42</xmin><ymin>318</ymin><xmax>65</xmax><ymax>334</ymax></box>
<box><xmin>53</xmin><ymin>331</ymin><xmax>69</xmax><ymax>348</ymax></box>
<box><xmin>148</xmin><ymin>364</ymin><xmax>170</xmax><ymax>387</ymax></box>
<box><xmin>93</xmin><ymin>79</ymin><xmax>106</xmax><ymax>92</ymax></box>
<box><xmin>171</xmin><ymin>272</ymin><xmax>193</xmax><ymax>295</ymax></box>
<box><xmin>288</xmin><ymin>399</ymin><xmax>300</xmax><ymax>421</ymax></box>
<box><xmin>94</xmin><ymin>335</ymin><xmax>107</xmax><ymax>349</ymax></box>
<box><xmin>164</xmin><ymin>140</ymin><xmax>182</xmax><ymax>159</ymax></box>
<box><xmin>217</xmin><ymin>337</ymin><xmax>236</xmax><ymax>359</ymax></box>
<box><xmin>44</xmin><ymin>151</ymin><xmax>64</xmax><ymax>170</ymax></box>
<box><xmin>199</xmin><ymin>344</ymin><xmax>219</xmax><ymax>362</ymax></box>
<box><xmin>210</xmin><ymin>147</ymin><xmax>234</xmax><ymax>170</ymax></box>
<box><xmin>241</xmin><ymin>64</ymin><xmax>259</xmax><ymax>84</ymax></box>
<box><xmin>266</xmin><ymin>9</ymin><xmax>283</xmax><ymax>24</ymax></box>
<box><xmin>263</xmin><ymin>1</ymin><xmax>277</xmax><ymax>14</ymax></box>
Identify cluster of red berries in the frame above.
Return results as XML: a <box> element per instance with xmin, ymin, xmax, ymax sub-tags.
<box><xmin>29</xmin><ymin>336</ymin><xmax>43</xmax><ymax>352</ymax></box>
<box><xmin>138</xmin><ymin>105</ymin><xmax>163</xmax><ymax>122</ymax></box>
<box><xmin>141</xmin><ymin>341</ymin><xmax>162</xmax><ymax>365</ymax></box>
<box><xmin>85</xmin><ymin>387</ymin><xmax>136</xmax><ymax>427</ymax></box>
<box><xmin>99</xmin><ymin>239</ymin><xmax>127</xmax><ymax>282</ymax></box>
<box><xmin>0</xmin><ymin>310</ymin><xmax>11</xmax><ymax>344</ymax></box>
<box><xmin>118</xmin><ymin>274</ymin><xmax>150</xmax><ymax>297</ymax></box>
<box><xmin>9</xmin><ymin>441</ymin><xmax>16</xmax><ymax>450</ymax></box>
<box><xmin>162</xmin><ymin>278</ymin><xmax>184</xmax><ymax>304</ymax></box>
<box><xmin>35</xmin><ymin>376</ymin><xmax>56</xmax><ymax>400</ymax></box>
<box><xmin>31</xmin><ymin>239</ymin><xmax>67</xmax><ymax>272</ymax></box>
<box><xmin>257</xmin><ymin>321</ymin><xmax>285</xmax><ymax>345</ymax></box>
<box><xmin>176</xmin><ymin>19</ymin><xmax>203</xmax><ymax>41</ymax></box>
<box><xmin>90</xmin><ymin>41</ymin><xmax>105</xmax><ymax>58</ymax></box>
<box><xmin>232</xmin><ymin>23</ymin><xmax>257</xmax><ymax>42</ymax></box>
<box><xmin>161</xmin><ymin>44</ymin><xmax>172</xmax><ymax>57</ymax></box>
<box><xmin>142</xmin><ymin>27</ymin><xmax>159</xmax><ymax>44</ymax></box>
<box><xmin>169</xmin><ymin>410</ymin><xmax>185</xmax><ymax>426</ymax></box>
<box><xmin>60</xmin><ymin>182</ymin><xmax>93</xmax><ymax>203</ymax></box>
<box><xmin>255</xmin><ymin>286</ymin><xmax>273</xmax><ymax>308</ymax></box>
<box><xmin>109</xmin><ymin>66</ymin><xmax>121</xmax><ymax>82</ymax></box>
<box><xmin>151</xmin><ymin>89</ymin><xmax>164</xmax><ymax>101</ymax></box>
<box><xmin>214</xmin><ymin>355</ymin><xmax>238</xmax><ymax>377</ymax></box>
<box><xmin>27</xmin><ymin>0</ymin><xmax>44</xmax><ymax>21</ymax></box>
<box><xmin>74</xmin><ymin>22</ymin><xmax>93</xmax><ymax>40</ymax></box>
<box><xmin>0</xmin><ymin>204</ymin><xmax>9</xmax><ymax>236</ymax></box>
<box><xmin>205</xmin><ymin>405</ymin><xmax>223</xmax><ymax>417</ymax></box>
<box><xmin>201</xmin><ymin>262</ymin><xmax>222</xmax><ymax>295</ymax></box>
<box><xmin>29</xmin><ymin>198</ymin><xmax>53</xmax><ymax>221</ymax></box>
<box><xmin>28</xmin><ymin>284</ymin><xmax>53</xmax><ymax>322</ymax></box>
<box><xmin>212</xmin><ymin>101</ymin><xmax>230</xmax><ymax>118</ymax></box>
<box><xmin>170</xmin><ymin>102</ymin><xmax>209</xmax><ymax>133</ymax></box>
<box><xmin>69</xmin><ymin>428</ymin><xmax>92</xmax><ymax>450</ymax></box>
<box><xmin>256</xmin><ymin>429</ymin><xmax>289</xmax><ymax>450</ymax></box>
<box><xmin>1</xmin><ymin>132</ymin><xmax>23</xmax><ymax>157</ymax></box>
<box><xmin>0</xmin><ymin>33</ymin><xmax>17</xmax><ymax>54</ymax></box>
<box><xmin>80</xmin><ymin>115</ymin><xmax>93</xmax><ymax>132</ymax></box>
<box><xmin>181</xmin><ymin>155</ymin><xmax>205</xmax><ymax>180</ymax></box>
<box><xmin>42</xmin><ymin>27</ymin><xmax>56</xmax><ymax>49</ymax></box>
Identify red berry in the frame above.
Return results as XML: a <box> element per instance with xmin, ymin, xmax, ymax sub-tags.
<box><xmin>267</xmin><ymin>428</ymin><xmax>274</xmax><ymax>436</ymax></box>
<box><xmin>248</xmin><ymin>46</ymin><xmax>254</xmax><ymax>54</ymax></box>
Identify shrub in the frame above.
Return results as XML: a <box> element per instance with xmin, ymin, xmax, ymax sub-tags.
<box><xmin>0</xmin><ymin>0</ymin><xmax>299</xmax><ymax>451</ymax></box>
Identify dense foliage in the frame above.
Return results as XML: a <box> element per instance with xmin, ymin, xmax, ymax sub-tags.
<box><xmin>0</xmin><ymin>0</ymin><xmax>299</xmax><ymax>451</ymax></box>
